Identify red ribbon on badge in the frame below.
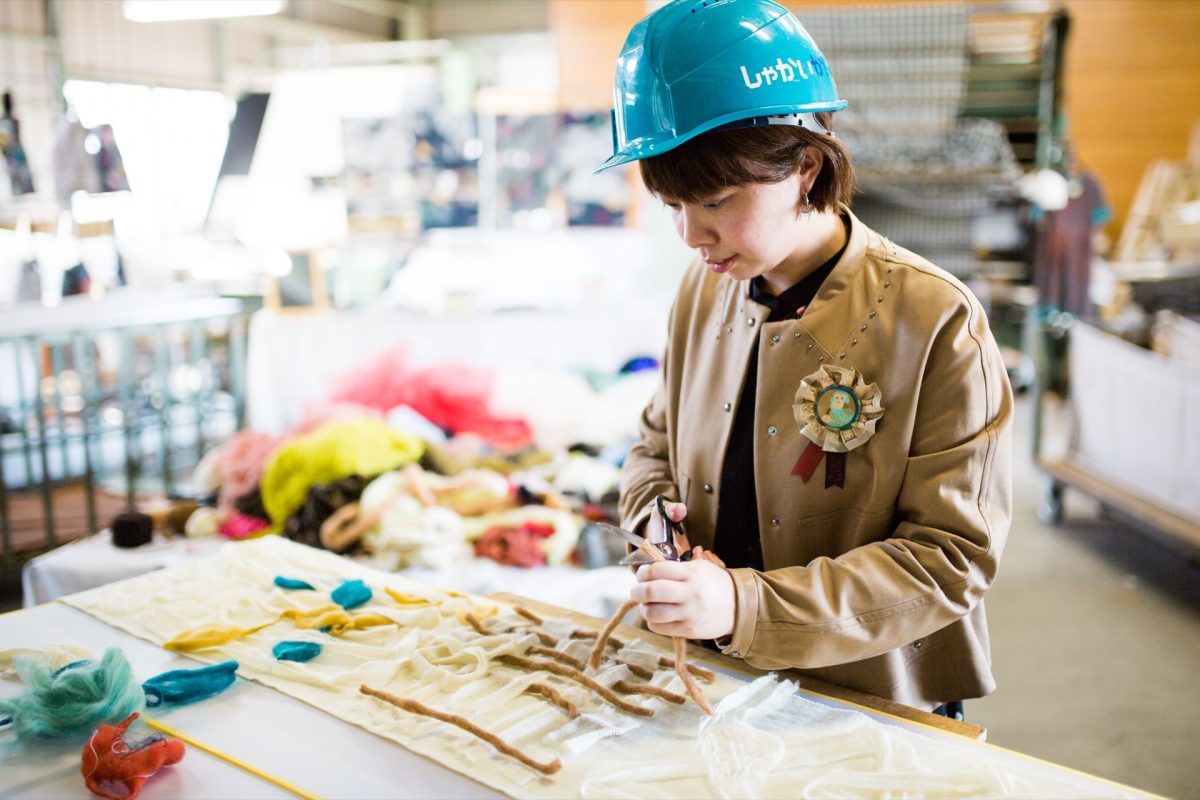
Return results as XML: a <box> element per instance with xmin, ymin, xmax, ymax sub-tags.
<box><xmin>791</xmin><ymin>441</ymin><xmax>825</xmax><ymax>483</ymax></box>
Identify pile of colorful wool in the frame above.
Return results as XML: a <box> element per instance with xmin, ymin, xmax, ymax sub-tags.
<box><xmin>0</xmin><ymin>648</ymin><xmax>143</xmax><ymax>739</ymax></box>
<box><xmin>219</xmin><ymin>513</ymin><xmax>272</xmax><ymax>540</ymax></box>
<box><xmin>259</xmin><ymin>418</ymin><xmax>423</xmax><ymax>528</ymax></box>
<box><xmin>282</xmin><ymin>475</ymin><xmax>369</xmax><ymax>551</ymax></box>
<box><xmin>473</xmin><ymin>522</ymin><xmax>557</xmax><ymax>567</ymax></box>
<box><xmin>216</xmin><ymin>430</ymin><xmax>281</xmax><ymax>512</ymax></box>
<box><xmin>324</xmin><ymin>345</ymin><xmax>533</xmax><ymax>449</ymax></box>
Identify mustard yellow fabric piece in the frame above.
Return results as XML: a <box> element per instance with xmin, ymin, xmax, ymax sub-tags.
<box><xmin>280</xmin><ymin>605</ymin><xmax>352</xmax><ymax>630</ymax></box>
<box><xmin>384</xmin><ymin>587</ymin><xmax>435</xmax><ymax>606</ymax></box>
<box><xmin>338</xmin><ymin>613</ymin><xmax>396</xmax><ymax>633</ymax></box>
<box><xmin>259</xmin><ymin>419</ymin><xmax>423</xmax><ymax>526</ymax></box>
<box><xmin>164</xmin><ymin>606</ymin><xmax>399</xmax><ymax>651</ymax></box>
<box><xmin>164</xmin><ymin>621</ymin><xmax>274</xmax><ymax>652</ymax></box>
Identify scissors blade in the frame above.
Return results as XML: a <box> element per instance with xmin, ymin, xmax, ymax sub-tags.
<box><xmin>597</xmin><ymin>522</ymin><xmax>658</xmax><ymax>565</ymax></box>
<box><xmin>595</xmin><ymin>522</ymin><xmax>644</xmax><ymax>549</ymax></box>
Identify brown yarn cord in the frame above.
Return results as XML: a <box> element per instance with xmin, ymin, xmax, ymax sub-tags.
<box><xmin>514</xmin><ymin>606</ymin><xmax>544</xmax><ymax>624</ymax></box>
<box><xmin>586</xmin><ymin>599</ymin><xmax>639</xmax><ymax>671</ymax></box>
<box><xmin>528</xmin><ymin>645</ymin><xmax>587</xmax><ymax>672</ymax></box>
<box><xmin>657</xmin><ymin>656</ymin><xmax>715</xmax><ymax>683</ymax></box>
<box><xmin>360</xmin><ymin>685</ymin><xmax>562</xmax><ymax>775</ymax></box>
<box><xmin>462</xmin><ymin>611</ymin><xmax>491</xmax><ymax>636</ymax></box>
<box><xmin>531</xmin><ymin>630</ymin><xmax>559</xmax><ymax>647</ymax></box>
<box><xmin>614</xmin><ymin>659</ymin><xmax>654</xmax><ymax>680</ymax></box>
<box><xmin>612</xmin><ymin>679</ymin><xmax>687</xmax><ymax>705</ymax></box>
<box><xmin>569</xmin><ymin>628</ymin><xmax>626</xmax><ymax>650</ymax></box>
<box><xmin>496</xmin><ymin>655</ymin><xmax>653</xmax><ymax>718</ymax></box>
<box><xmin>525</xmin><ymin>682</ymin><xmax>579</xmax><ymax>719</ymax></box>
<box><xmin>586</xmin><ymin>537</ymin><xmax>716</xmax><ymax>715</ymax></box>
<box><xmin>674</xmin><ymin>637</ymin><xmax>715</xmax><ymax>715</ymax></box>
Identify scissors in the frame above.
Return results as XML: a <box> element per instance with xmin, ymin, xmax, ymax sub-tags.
<box><xmin>598</xmin><ymin>495</ymin><xmax>691</xmax><ymax>566</ymax></box>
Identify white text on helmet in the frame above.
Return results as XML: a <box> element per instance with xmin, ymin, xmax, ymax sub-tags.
<box><xmin>740</xmin><ymin>56</ymin><xmax>829</xmax><ymax>90</ymax></box>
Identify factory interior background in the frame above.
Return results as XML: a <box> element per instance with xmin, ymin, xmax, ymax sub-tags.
<box><xmin>1</xmin><ymin>0</ymin><xmax>1198</xmax><ymax>797</ymax></box>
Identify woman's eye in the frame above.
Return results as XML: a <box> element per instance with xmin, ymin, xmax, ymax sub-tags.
<box><xmin>703</xmin><ymin>197</ymin><xmax>727</xmax><ymax>210</ymax></box>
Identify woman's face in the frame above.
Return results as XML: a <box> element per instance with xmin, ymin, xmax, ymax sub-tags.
<box><xmin>664</xmin><ymin>173</ymin><xmax>822</xmax><ymax>289</ymax></box>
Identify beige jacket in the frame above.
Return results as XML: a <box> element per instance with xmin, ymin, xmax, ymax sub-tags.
<box><xmin>619</xmin><ymin>210</ymin><xmax>1013</xmax><ymax>709</ymax></box>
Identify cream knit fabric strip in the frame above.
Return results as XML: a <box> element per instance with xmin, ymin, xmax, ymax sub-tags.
<box><xmin>63</xmin><ymin>538</ymin><xmax>1142</xmax><ymax>799</ymax></box>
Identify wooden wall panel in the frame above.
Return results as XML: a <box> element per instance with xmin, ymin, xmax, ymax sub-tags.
<box><xmin>548</xmin><ymin>0</ymin><xmax>646</xmax><ymax>112</ymax></box>
<box><xmin>1060</xmin><ymin>0</ymin><xmax>1200</xmax><ymax>232</ymax></box>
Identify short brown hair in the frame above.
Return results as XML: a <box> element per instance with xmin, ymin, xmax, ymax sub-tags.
<box><xmin>638</xmin><ymin>112</ymin><xmax>855</xmax><ymax>212</ymax></box>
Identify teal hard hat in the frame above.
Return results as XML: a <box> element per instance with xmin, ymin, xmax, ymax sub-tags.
<box><xmin>596</xmin><ymin>0</ymin><xmax>847</xmax><ymax>174</ymax></box>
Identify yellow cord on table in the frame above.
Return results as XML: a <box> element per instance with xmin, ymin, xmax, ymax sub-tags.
<box><xmin>141</xmin><ymin>714</ymin><xmax>323</xmax><ymax>800</ymax></box>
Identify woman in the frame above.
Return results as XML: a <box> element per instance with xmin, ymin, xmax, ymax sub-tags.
<box><xmin>598</xmin><ymin>0</ymin><xmax>1013</xmax><ymax>715</ymax></box>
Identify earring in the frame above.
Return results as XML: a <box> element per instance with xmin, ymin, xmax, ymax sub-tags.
<box><xmin>801</xmin><ymin>192</ymin><xmax>814</xmax><ymax>218</ymax></box>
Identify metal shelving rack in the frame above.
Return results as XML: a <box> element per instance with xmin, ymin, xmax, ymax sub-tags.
<box><xmin>0</xmin><ymin>294</ymin><xmax>246</xmax><ymax>564</ymax></box>
<box><xmin>799</xmin><ymin>2</ymin><xmax>1068</xmax><ymax>285</ymax></box>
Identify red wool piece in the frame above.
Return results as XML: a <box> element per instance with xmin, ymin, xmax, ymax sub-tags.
<box><xmin>81</xmin><ymin>713</ymin><xmax>185</xmax><ymax>800</ymax></box>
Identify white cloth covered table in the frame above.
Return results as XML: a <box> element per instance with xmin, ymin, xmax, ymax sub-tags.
<box><xmin>21</xmin><ymin>532</ymin><xmax>225</xmax><ymax>608</ymax></box>
<box><xmin>5</xmin><ymin>538</ymin><xmax>1154</xmax><ymax>800</ymax></box>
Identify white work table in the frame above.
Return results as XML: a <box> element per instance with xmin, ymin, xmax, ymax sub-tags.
<box><xmin>2</xmin><ymin>543</ymin><xmax>1157</xmax><ymax>800</ymax></box>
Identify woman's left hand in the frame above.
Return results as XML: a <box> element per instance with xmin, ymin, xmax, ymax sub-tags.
<box><xmin>631</xmin><ymin>554</ymin><xmax>735</xmax><ymax>640</ymax></box>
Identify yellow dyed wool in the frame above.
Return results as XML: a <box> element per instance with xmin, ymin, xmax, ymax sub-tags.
<box><xmin>384</xmin><ymin>587</ymin><xmax>435</xmax><ymax>606</ymax></box>
<box><xmin>341</xmin><ymin>613</ymin><xmax>396</xmax><ymax>632</ymax></box>
<box><xmin>280</xmin><ymin>605</ymin><xmax>352</xmax><ymax>630</ymax></box>
<box><xmin>164</xmin><ymin>621</ymin><xmax>273</xmax><ymax>652</ymax></box>
<box><xmin>164</xmin><ymin>606</ymin><xmax>400</xmax><ymax>651</ymax></box>
<box><xmin>260</xmin><ymin>419</ymin><xmax>423</xmax><ymax>526</ymax></box>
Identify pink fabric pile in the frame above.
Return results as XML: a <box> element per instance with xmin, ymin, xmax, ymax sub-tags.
<box><xmin>324</xmin><ymin>346</ymin><xmax>532</xmax><ymax>449</ymax></box>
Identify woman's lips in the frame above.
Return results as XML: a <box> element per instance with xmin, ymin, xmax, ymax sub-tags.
<box><xmin>707</xmin><ymin>255</ymin><xmax>737</xmax><ymax>274</ymax></box>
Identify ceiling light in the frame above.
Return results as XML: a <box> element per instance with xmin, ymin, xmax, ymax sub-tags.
<box><xmin>122</xmin><ymin>0</ymin><xmax>286</xmax><ymax>22</ymax></box>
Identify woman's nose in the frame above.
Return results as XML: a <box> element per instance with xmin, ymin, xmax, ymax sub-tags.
<box><xmin>677</xmin><ymin>208</ymin><xmax>715</xmax><ymax>250</ymax></box>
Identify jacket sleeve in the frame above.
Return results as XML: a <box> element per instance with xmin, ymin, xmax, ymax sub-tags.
<box><xmin>618</xmin><ymin>295</ymin><xmax>684</xmax><ymax>533</ymax></box>
<box><xmin>724</xmin><ymin>292</ymin><xmax>1013</xmax><ymax>669</ymax></box>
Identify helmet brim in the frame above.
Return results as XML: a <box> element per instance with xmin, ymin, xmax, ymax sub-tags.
<box><xmin>593</xmin><ymin>99</ymin><xmax>848</xmax><ymax>175</ymax></box>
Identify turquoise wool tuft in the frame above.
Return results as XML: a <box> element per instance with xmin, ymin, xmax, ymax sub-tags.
<box><xmin>272</xmin><ymin>641</ymin><xmax>322</xmax><ymax>662</ymax></box>
<box><xmin>142</xmin><ymin>660</ymin><xmax>239</xmax><ymax>707</ymax></box>
<box><xmin>0</xmin><ymin>648</ymin><xmax>144</xmax><ymax>739</ymax></box>
<box><xmin>331</xmin><ymin>579</ymin><xmax>372</xmax><ymax>610</ymax></box>
<box><xmin>274</xmin><ymin>576</ymin><xmax>317</xmax><ymax>590</ymax></box>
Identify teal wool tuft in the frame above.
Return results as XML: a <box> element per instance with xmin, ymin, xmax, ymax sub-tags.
<box><xmin>143</xmin><ymin>660</ymin><xmax>239</xmax><ymax>707</ymax></box>
<box><xmin>0</xmin><ymin>648</ymin><xmax>144</xmax><ymax>739</ymax></box>
<box><xmin>331</xmin><ymin>579</ymin><xmax>372</xmax><ymax>610</ymax></box>
<box><xmin>274</xmin><ymin>576</ymin><xmax>316</xmax><ymax>590</ymax></box>
<box><xmin>272</xmin><ymin>641</ymin><xmax>322</xmax><ymax>662</ymax></box>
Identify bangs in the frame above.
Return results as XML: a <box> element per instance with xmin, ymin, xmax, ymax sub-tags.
<box><xmin>638</xmin><ymin>115</ymin><xmax>855</xmax><ymax>212</ymax></box>
<box><xmin>639</xmin><ymin>127</ymin><xmax>799</xmax><ymax>203</ymax></box>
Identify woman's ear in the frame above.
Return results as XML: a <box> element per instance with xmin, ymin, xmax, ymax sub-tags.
<box><xmin>798</xmin><ymin>145</ymin><xmax>825</xmax><ymax>196</ymax></box>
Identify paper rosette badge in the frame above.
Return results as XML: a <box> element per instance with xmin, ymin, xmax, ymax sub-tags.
<box><xmin>790</xmin><ymin>365</ymin><xmax>883</xmax><ymax>486</ymax></box>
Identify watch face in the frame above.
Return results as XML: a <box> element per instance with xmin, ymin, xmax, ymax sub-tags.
<box><xmin>816</xmin><ymin>385</ymin><xmax>860</xmax><ymax>431</ymax></box>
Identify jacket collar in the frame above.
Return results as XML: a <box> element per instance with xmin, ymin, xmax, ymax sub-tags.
<box><xmin>737</xmin><ymin>206</ymin><xmax>877</xmax><ymax>355</ymax></box>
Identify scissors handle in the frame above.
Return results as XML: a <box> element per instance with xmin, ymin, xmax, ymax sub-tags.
<box><xmin>652</xmin><ymin>495</ymin><xmax>687</xmax><ymax>561</ymax></box>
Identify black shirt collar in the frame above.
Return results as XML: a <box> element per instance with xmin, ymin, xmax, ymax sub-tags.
<box><xmin>749</xmin><ymin>215</ymin><xmax>850</xmax><ymax>322</ymax></box>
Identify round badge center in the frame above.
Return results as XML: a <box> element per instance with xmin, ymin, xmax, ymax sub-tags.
<box><xmin>816</xmin><ymin>385</ymin><xmax>861</xmax><ymax>431</ymax></box>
